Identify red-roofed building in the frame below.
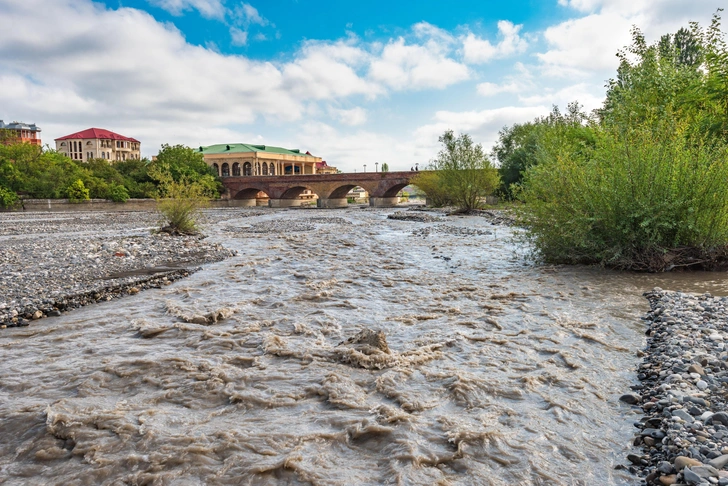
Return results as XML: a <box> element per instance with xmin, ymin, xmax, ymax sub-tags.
<box><xmin>315</xmin><ymin>160</ymin><xmax>338</xmax><ymax>174</ymax></box>
<box><xmin>55</xmin><ymin>128</ymin><xmax>141</xmax><ymax>162</ymax></box>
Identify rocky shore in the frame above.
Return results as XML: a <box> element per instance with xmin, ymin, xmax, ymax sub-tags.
<box><xmin>626</xmin><ymin>289</ymin><xmax>728</xmax><ymax>485</ymax></box>
<box><xmin>0</xmin><ymin>210</ymin><xmax>236</xmax><ymax>328</ymax></box>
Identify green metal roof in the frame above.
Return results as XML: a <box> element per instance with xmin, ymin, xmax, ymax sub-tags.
<box><xmin>198</xmin><ymin>143</ymin><xmax>314</xmax><ymax>156</ymax></box>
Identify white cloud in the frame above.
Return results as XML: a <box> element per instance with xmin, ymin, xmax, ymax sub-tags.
<box><xmin>538</xmin><ymin>0</ymin><xmax>725</xmax><ymax>77</ymax></box>
<box><xmin>538</xmin><ymin>12</ymin><xmax>634</xmax><ymax>75</ymax></box>
<box><xmin>369</xmin><ymin>38</ymin><xmax>470</xmax><ymax>90</ymax></box>
<box><xmin>230</xmin><ymin>3</ymin><xmax>269</xmax><ymax>27</ymax></box>
<box><xmin>477</xmin><ymin>62</ymin><xmax>535</xmax><ymax>97</ymax></box>
<box><xmin>229</xmin><ymin>27</ymin><xmax>248</xmax><ymax>46</ymax></box>
<box><xmin>477</xmin><ymin>81</ymin><xmax>523</xmax><ymax>97</ymax></box>
<box><xmin>0</xmin><ymin>0</ymin><xmax>477</xmax><ymax>157</ymax></box>
<box><xmin>462</xmin><ymin>21</ymin><xmax>528</xmax><ymax>64</ymax></box>
<box><xmin>282</xmin><ymin>40</ymin><xmax>382</xmax><ymax>99</ymax></box>
<box><xmin>148</xmin><ymin>0</ymin><xmax>226</xmax><ymax>19</ymax></box>
<box><xmin>517</xmin><ymin>83</ymin><xmax>605</xmax><ymax>112</ymax></box>
<box><xmin>294</xmin><ymin>122</ymin><xmax>427</xmax><ymax>172</ymax></box>
<box><xmin>414</xmin><ymin>106</ymin><xmax>551</xmax><ymax>156</ymax></box>
<box><xmin>329</xmin><ymin>107</ymin><xmax>368</xmax><ymax>126</ymax></box>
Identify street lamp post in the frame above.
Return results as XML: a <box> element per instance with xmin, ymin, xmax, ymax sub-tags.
<box><xmin>363</xmin><ymin>164</ymin><xmax>367</xmax><ymax>172</ymax></box>
<box><xmin>375</xmin><ymin>162</ymin><xmax>379</xmax><ymax>172</ymax></box>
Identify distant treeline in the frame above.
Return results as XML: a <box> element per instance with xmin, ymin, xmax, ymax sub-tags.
<box><xmin>0</xmin><ymin>142</ymin><xmax>221</xmax><ymax>207</ymax></box>
<box><xmin>490</xmin><ymin>11</ymin><xmax>728</xmax><ymax>271</ymax></box>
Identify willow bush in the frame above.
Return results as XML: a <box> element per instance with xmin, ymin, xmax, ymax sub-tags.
<box><xmin>412</xmin><ymin>130</ymin><xmax>500</xmax><ymax>210</ymax></box>
<box><xmin>150</xmin><ymin>163</ymin><xmax>213</xmax><ymax>235</ymax></box>
<box><xmin>520</xmin><ymin>117</ymin><xmax>728</xmax><ymax>271</ymax></box>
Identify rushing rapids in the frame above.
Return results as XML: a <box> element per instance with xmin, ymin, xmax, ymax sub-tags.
<box><xmin>3</xmin><ymin>207</ymin><xmax>728</xmax><ymax>485</ymax></box>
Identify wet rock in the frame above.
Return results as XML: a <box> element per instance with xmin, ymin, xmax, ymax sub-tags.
<box><xmin>683</xmin><ymin>467</ymin><xmax>703</xmax><ymax>485</ymax></box>
<box><xmin>387</xmin><ymin>211</ymin><xmax>443</xmax><ymax>223</ymax></box>
<box><xmin>620</xmin><ymin>393</ymin><xmax>641</xmax><ymax>404</ymax></box>
<box><xmin>708</xmin><ymin>455</ymin><xmax>728</xmax><ymax>469</ymax></box>
<box><xmin>692</xmin><ymin>465</ymin><xmax>720</xmax><ymax>479</ymax></box>
<box><xmin>689</xmin><ymin>364</ymin><xmax>706</xmax><ymax>376</ymax></box>
<box><xmin>341</xmin><ymin>329</ymin><xmax>390</xmax><ymax>354</ymax></box>
<box><xmin>659</xmin><ymin>474</ymin><xmax>677</xmax><ymax>485</ymax></box>
<box><xmin>674</xmin><ymin>409</ymin><xmax>695</xmax><ymax>423</ymax></box>
<box><xmin>711</xmin><ymin>413</ymin><xmax>728</xmax><ymax>427</ymax></box>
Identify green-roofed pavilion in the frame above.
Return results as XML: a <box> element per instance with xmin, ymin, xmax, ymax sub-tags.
<box><xmin>199</xmin><ymin>143</ymin><xmax>322</xmax><ymax>177</ymax></box>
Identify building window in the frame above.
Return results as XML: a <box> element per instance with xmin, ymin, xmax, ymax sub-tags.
<box><xmin>262</xmin><ymin>162</ymin><xmax>268</xmax><ymax>175</ymax></box>
<box><xmin>212</xmin><ymin>163</ymin><xmax>220</xmax><ymax>176</ymax></box>
<box><xmin>232</xmin><ymin>162</ymin><xmax>240</xmax><ymax>176</ymax></box>
<box><xmin>269</xmin><ymin>163</ymin><xmax>275</xmax><ymax>175</ymax></box>
<box><xmin>243</xmin><ymin>162</ymin><xmax>252</xmax><ymax>176</ymax></box>
<box><xmin>222</xmin><ymin>163</ymin><xmax>230</xmax><ymax>177</ymax></box>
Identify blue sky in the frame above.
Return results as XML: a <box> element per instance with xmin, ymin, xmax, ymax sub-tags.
<box><xmin>0</xmin><ymin>0</ymin><xmax>725</xmax><ymax>171</ymax></box>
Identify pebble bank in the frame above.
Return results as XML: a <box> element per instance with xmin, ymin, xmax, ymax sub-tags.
<box><xmin>626</xmin><ymin>289</ymin><xmax>728</xmax><ymax>485</ymax></box>
<box><xmin>0</xmin><ymin>210</ymin><xmax>237</xmax><ymax>328</ymax></box>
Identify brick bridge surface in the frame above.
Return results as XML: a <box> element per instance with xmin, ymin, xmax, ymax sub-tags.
<box><xmin>222</xmin><ymin>171</ymin><xmax>418</xmax><ymax>207</ymax></box>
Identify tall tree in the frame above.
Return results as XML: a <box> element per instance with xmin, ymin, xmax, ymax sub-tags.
<box><xmin>415</xmin><ymin>130</ymin><xmax>499</xmax><ymax>211</ymax></box>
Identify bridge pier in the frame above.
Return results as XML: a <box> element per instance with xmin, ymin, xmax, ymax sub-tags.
<box><xmin>317</xmin><ymin>197</ymin><xmax>348</xmax><ymax>209</ymax></box>
<box><xmin>369</xmin><ymin>197</ymin><xmax>399</xmax><ymax>208</ymax></box>
<box><xmin>268</xmin><ymin>198</ymin><xmax>303</xmax><ymax>208</ymax></box>
<box><xmin>235</xmin><ymin>199</ymin><xmax>257</xmax><ymax>207</ymax></box>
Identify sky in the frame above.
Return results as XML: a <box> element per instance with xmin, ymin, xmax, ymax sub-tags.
<box><xmin>0</xmin><ymin>0</ymin><xmax>725</xmax><ymax>172</ymax></box>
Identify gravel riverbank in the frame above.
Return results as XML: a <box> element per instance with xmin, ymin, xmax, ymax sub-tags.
<box><xmin>0</xmin><ymin>210</ymin><xmax>237</xmax><ymax>328</ymax></box>
<box><xmin>627</xmin><ymin>289</ymin><xmax>728</xmax><ymax>485</ymax></box>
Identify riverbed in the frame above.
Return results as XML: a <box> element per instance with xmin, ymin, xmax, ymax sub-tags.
<box><xmin>2</xmin><ymin>207</ymin><xmax>727</xmax><ymax>485</ymax></box>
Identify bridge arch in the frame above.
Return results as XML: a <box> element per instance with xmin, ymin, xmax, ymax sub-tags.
<box><xmin>381</xmin><ymin>183</ymin><xmax>410</xmax><ymax>198</ymax></box>
<box><xmin>232</xmin><ymin>187</ymin><xmax>270</xmax><ymax>207</ymax></box>
<box><xmin>280</xmin><ymin>185</ymin><xmax>317</xmax><ymax>199</ymax></box>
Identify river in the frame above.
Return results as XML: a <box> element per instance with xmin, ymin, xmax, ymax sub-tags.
<box><xmin>2</xmin><ymin>208</ymin><xmax>727</xmax><ymax>485</ymax></box>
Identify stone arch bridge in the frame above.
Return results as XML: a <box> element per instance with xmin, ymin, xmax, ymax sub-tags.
<box><xmin>223</xmin><ymin>171</ymin><xmax>418</xmax><ymax>208</ymax></box>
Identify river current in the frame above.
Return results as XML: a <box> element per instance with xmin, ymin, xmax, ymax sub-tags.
<box><xmin>2</xmin><ymin>208</ymin><xmax>727</xmax><ymax>485</ymax></box>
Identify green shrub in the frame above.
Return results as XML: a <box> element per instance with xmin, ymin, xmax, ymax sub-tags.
<box><xmin>0</xmin><ymin>185</ymin><xmax>18</xmax><ymax>208</ymax></box>
<box><xmin>413</xmin><ymin>130</ymin><xmax>500</xmax><ymax>210</ymax></box>
<box><xmin>150</xmin><ymin>163</ymin><xmax>209</xmax><ymax>235</ymax></box>
<box><xmin>520</xmin><ymin>118</ymin><xmax>728</xmax><ymax>271</ymax></box>
<box><xmin>107</xmin><ymin>183</ymin><xmax>130</xmax><ymax>203</ymax></box>
<box><xmin>67</xmin><ymin>179</ymin><xmax>90</xmax><ymax>202</ymax></box>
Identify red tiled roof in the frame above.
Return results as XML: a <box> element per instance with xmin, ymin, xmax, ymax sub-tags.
<box><xmin>55</xmin><ymin>128</ymin><xmax>139</xmax><ymax>143</ymax></box>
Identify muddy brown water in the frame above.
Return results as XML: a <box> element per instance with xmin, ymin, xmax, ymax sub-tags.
<box><xmin>2</xmin><ymin>209</ymin><xmax>727</xmax><ymax>485</ymax></box>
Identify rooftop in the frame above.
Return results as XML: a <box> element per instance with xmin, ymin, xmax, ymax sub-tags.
<box><xmin>55</xmin><ymin>128</ymin><xmax>139</xmax><ymax>143</ymax></box>
<box><xmin>0</xmin><ymin>120</ymin><xmax>41</xmax><ymax>132</ymax></box>
<box><xmin>199</xmin><ymin>143</ymin><xmax>316</xmax><ymax>157</ymax></box>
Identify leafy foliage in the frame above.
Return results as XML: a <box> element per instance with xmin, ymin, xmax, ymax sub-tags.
<box><xmin>0</xmin><ymin>185</ymin><xmax>18</xmax><ymax>208</ymax></box>
<box><xmin>0</xmin><ymin>141</ymin><xmax>222</xmax><ymax>205</ymax></box>
<box><xmin>492</xmin><ymin>103</ymin><xmax>596</xmax><ymax>199</ymax></box>
<box><xmin>107</xmin><ymin>183</ymin><xmax>130</xmax><ymax>203</ymax></box>
<box><xmin>152</xmin><ymin>144</ymin><xmax>222</xmax><ymax>197</ymax></box>
<box><xmin>519</xmin><ymin>11</ymin><xmax>728</xmax><ymax>271</ymax></box>
<box><xmin>66</xmin><ymin>179</ymin><xmax>90</xmax><ymax>202</ymax></box>
<box><xmin>150</xmin><ymin>162</ymin><xmax>211</xmax><ymax>235</ymax></box>
<box><xmin>413</xmin><ymin>130</ymin><xmax>499</xmax><ymax>211</ymax></box>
